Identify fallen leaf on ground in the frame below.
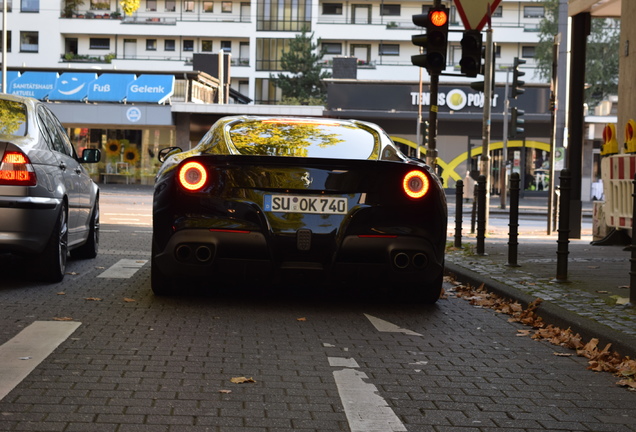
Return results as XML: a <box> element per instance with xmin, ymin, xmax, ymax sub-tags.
<box><xmin>85</xmin><ymin>297</ymin><xmax>102</xmax><ymax>301</ymax></box>
<box><xmin>297</xmin><ymin>317</ymin><xmax>306</xmax><ymax>321</ymax></box>
<box><xmin>219</xmin><ymin>389</ymin><xmax>232</xmax><ymax>394</ymax></box>
<box><xmin>553</xmin><ymin>352</ymin><xmax>573</xmax><ymax>357</ymax></box>
<box><xmin>123</xmin><ymin>298</ymin><xmax>136</xmax><ymax>302</ymax></box>
<box><xmin>57</xmin><ymin>292</ymin><xmax>65</xmax><ymax>295</ymax></box>
<box><xmin>230</xmin><ymin>376</ymin><xmax>256</xmax><ymax>384</ymax></box>
<box><xmin>52</xmin><ymin>317</ymin><xmax>73</xmax><ymax>321</ymax></box>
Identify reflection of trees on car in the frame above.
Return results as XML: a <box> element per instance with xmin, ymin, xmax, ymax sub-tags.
<box><xmin>229</xmin><ymin>122</ymin><xmax>344</xmax><ymax>157</ymax></box>
<box><xmin>0</xmin><ymin>100</ymin><xmax>27</xmax><ymax>136</ymax></box>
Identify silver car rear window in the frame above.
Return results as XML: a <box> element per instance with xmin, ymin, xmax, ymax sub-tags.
<box><xmin>228</xmin><ymin>119</ymin><xmax>377</xmax><ymax>159</ymax></box>
<box><xmin>0</xmin><ymin>100</ymin><xmax>27</xmax><ymax>137</ymax></box>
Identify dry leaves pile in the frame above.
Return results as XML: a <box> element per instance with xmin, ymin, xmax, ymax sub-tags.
<box><xmin>448</xmin><ymin>279</ymin><xmax>636</xmax><ymax>390</ymax></box>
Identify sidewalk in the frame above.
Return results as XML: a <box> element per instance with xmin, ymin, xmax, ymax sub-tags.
<box><xmin>444</xmin><ymin>193</ymin><xmax>636</xmax><ymax>359</ymax></box>
<box><xmin>98</xmin><ymin>183</ymin><xmax>636</xmax><ymax>358</ymax></box>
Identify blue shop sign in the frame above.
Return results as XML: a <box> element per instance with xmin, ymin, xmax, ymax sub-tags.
<box><xmin>9</xmin><ymin>72</ymin><xmax>59</xmax><ymax>99</ymax></box>
<box><xmin>87</xmin><ymin>73</ymin><xmax>136</xmax><ymax>102</ymax></box>
<box><xmin>48</xmin><ymin>72</ymin><xmax>98</xmax><ymax>101</ymax></box>
<box><xmin>126</xmin><ymin>75</ymin><xmax>175</xmax><ymax>104</ymax></box>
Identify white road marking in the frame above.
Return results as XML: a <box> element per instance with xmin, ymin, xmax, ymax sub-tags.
<box><xmin>364</xmin><ymin>314</ymin><xmax>422</xmax><ymax>336</ymax></box>
<box><xmin>0</xmin><ymin>321</ymin><xmax>81</xmax><ymax>401</ymax></box>
<box><xmin>98</xmin><ymin>259</ymin><xmax>148</xmax><ymax>278</ymax></box>
<box><xmin>328</xmin><ymin>357</ymin><xmax>360</xmax><ymax>368</ymax></box>
<box><xmin>333</xmin><ymin>368</ymin><xmax>407</xmax><ymax>432</ymax></box>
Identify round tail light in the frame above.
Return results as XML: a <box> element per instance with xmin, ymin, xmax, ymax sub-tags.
<box><xmin>403</xmin><ymin>170</ymin><xmax>429</xmax><ymax>199</ymax></box>
<box><xmin>178</xmin><ymin>161</ymin><xmax>207</xmax><ymax>191</ymax></box>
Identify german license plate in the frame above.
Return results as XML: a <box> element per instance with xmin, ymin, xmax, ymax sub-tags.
<box><xmin>264</xmin><ymin>194</ymin><xmax>347</xmax><ymax>214</ymax></box>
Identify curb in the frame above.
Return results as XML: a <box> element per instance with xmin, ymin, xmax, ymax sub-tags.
<box><xmin>444</xmin><ymin>262</ymin><xmax>636</xmax><ymax>360</ymax></box>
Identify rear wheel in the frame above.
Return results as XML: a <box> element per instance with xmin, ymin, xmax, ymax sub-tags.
<box><xmin>151</xmin><ymin>238</ymin><xmax>174</xmax><ymax>295</ymax></box>
<box><xmin>71</xmin><ymin>197</ymin><xmax>99</xmax><ymax>259</ymax></box>
<box><xmin>37</xmin><ymin>203</ymin><xmax>68</xmax><ymax>283</ymax></box>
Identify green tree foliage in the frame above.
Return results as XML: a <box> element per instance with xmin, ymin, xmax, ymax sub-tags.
<box><xmin>0</xmin><ymin>100</ymin><xmax>27</xmax><ymax>135</ymax></box>
<box><xmin>536</xmin><ymin>0</ymin><xmax>619</xmax><ymax>108</ymax></box>
<box><xmin>270</xmin><ymin>29</ymin><xmax>332</xmax><ymax>105</ymax></box>
<box><xmin>119</xmin><ymin>0</ymin><xmax>140</xmax><ymax>15</ymax></box>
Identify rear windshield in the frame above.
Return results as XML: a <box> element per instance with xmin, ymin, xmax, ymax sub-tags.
<box><xmin>228</xmin><ymin>119</ymin><xmax>377</xmax><ymax>159</ymax></box>
<box><xmin>0</xmin><ymin>100</ymin><xmax>27</xmax><ymax>137</ymax></box>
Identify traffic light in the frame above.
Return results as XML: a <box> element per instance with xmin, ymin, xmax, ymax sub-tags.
<box><xmin>459</xmin><ymin>30</ymin><xmax>483</xmax><ymax>78</ymax></box>
<box><xmin>422</xmin><ymin>120</ymin><xmax>430</xmax><ymax>146</ymax></box>
<box><xmin>511</xmin><ymin>57</ymin><xmax>526</xmax><ymax>99</ymax></box>
<box><xmin>509</xmin><ymin>107</ymin><xmax>525</xmax><ymax>139</ymax></box>
<box><xmin>411</xmin><ymin>5</ymin><xmax>449</xmax><ymax>75</ymax></box>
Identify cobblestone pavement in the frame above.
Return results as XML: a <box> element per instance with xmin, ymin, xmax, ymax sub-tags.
<box><xmin>0</xmin><ymin>187</ymin><xmax>633</xmax><ymax>431</ymax></box>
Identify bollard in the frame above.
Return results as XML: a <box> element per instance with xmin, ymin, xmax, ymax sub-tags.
<box><xmin>507</xmin><ymin>173</ymin><xmax>520</xmax><ymax>267</ymax></box>
<box><xmin>476</xmin><ymin>175</ymin><xmax>487</xmax><ymax>255</ymax></box>
<box><xmin>629</xmin><ymin>174</ymin><xmax>636</xmax><ymax>306</ymax></box>
<box><xmin>454</xmin><ymin>179</ymin><xmax>463</xmax><ymax>248</ymax></box>
<box><xmin>554</xmin><ymin>169</ymin><xmax>571</xmax><ymax>283</ymax></box>
<box><xmin>471</xmin><ymin>183</ymin><xmax>477</xmax><ymax>234</ymax></box>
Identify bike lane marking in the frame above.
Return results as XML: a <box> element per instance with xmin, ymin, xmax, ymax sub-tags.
<box><xmin>0</xmin><ymin>321</ymin><xmax>81</xmax><ymax>401</ymax></box>
<box><xmin>98</xmin><ymin>259</ymin><xmax>148</xmax><ymax>278</ymax></box>
<box><xmin>364</xmin><ymin>313</ymin><xmax>423</xmax><ymax>336</ymax></box>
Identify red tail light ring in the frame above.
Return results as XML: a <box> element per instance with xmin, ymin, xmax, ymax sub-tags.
<box><xmin>0</xmin><ymin>150</ymin><xmax>37</xmax><ymax>186</ymax></box>
<box><xmin>403</xmin><ymin>170</ymin><xmax>429</xmax><ymax>199</ymax></box>
<box><xmin>178</xmin><ymin>161</ymin><xmax>207</xmax><ymax>191</ymax></box>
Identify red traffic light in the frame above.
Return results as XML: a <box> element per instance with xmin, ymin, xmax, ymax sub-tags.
<box><xmin>430</xmin><ymin>9</ymin><xmax>448</xmax><ymax>27</ymax></box>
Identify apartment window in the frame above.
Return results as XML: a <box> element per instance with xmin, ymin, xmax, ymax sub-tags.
<box><xmin>379</xmin><ymin>43</ymin><xmax>399</xmax><ymax>56</ymax></box>
<box><xmin>521</xmin><ymin>45</ymin><xmax>536</xmax><ymax>58</ymax></box>
<box><xmin>494</xmin><ymin>44</ymin><xmax>501</xmax><ymax>58</ymax></box>
<box><xmin>0</xmin><ymin>1</ymin><xmax>12</xmax><ymax>12</ymax></box>
<box><xmin>19</xmin><ymin>31</ymin><xmax>38</xmax><ymax>52</ymax></box>
<box><xmin>524</xmin><ymin>6</ymin><xmax>544</xmax><ymax>18</ymax></box>
<box><xmin>202</xmin><ymin>40</ymin><xmax>213</xmax><ymax>52</ymax></box>
<box><xmin>491</xmin><ymin>6</ymin><xmax>502</xmax><ymax>17</ymax></box>
<box><xmin>20</xmin><ymin>0</ymin><xmax>38</xmax><ymax>12</ymax></box>
<box><xmin>165</xmin><ymin>39</ymin><xmax>175</xmax><ymax>51</ymax></box>
<box><xmin>257</xmin><ymin>0</ymin><xmax>311</xmax><ymax>31</ymax></box>
<box><xmin>146</xmin><ymin>0</ymin><xmax>157</xmax><ymax>11</ymax></box>
<box><xmin>184</xmin><ymin>1</ymin><xmax>194</xmax><ymax>12</ymax></box>
<box><xmin>165</xmin><ymin>0</ymin><xmax>175</xmax><ymax>11</ymax></box>
<box><xmin>203</xmin><ymin>1</ymin><xmax>213</xmax><ymax>12</ymax></box>
<box><xmin>146</xmin><ymin>39</ymin><xmax>157</xmax><ymax>50</ymax></box>
<box><xmin>0</xmin><ymin>31</ymin><xmax>11</xmax><ymax>52</ymax></box>
<box><xmin>256</xmin><ymin>38</ymin><xmax>290</xmax><ymax>71</ymax></box>
<box><xmin>183</xmin><ymin>40</ymin><xmax>194</xmax><ymax>51</ymax></box>
<box><xmin>90</xmin><ymin>0</ymin><xmax>109</xmax><ymax>10</ymax></box>
<box><xmin>221</xmin><ymin>40</ymin><xmax>231</xmax><ymax>52</ymax></box>
<box><xmin>380</xmin><ymin>4</ymin><xmax>400</xmax><ymax>16</ymax></box>
<box><xmin>89</xmin><ymin>37</ymin><xmax>110</xmax><ymax>50</ymax></box>
<box><xmin>221</xmin><ymin>1</ymin><xmax>232</xmax><ymax>12</ymax></box>
<box><xmin>322</xmin><ymin>42</ymin><xmax>341</xmax><ymax>55</ymax></box>
<box><xmin>322</xmin><ymin>3</ymin><xmax>342</xmax><ymax>14</ymax></box>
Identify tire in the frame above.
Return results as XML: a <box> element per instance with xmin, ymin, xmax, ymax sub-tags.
<box><xmin>151</xmin><ymin>238</ymin><xmax>174</xmax><ymax>295</ymax></box>
<box><xmin>71</xmin><ymin>197</ymin><xmax>99</xmax><ymax>259</ymax></box>
<box><xmin>37</xmin><ymin>202</ymin><xmax>68</xmax><ymax>283</ymax></box>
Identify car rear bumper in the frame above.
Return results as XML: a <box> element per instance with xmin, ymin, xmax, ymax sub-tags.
<box><xmin>153</xmin><ymin>228</ymin><xmax>444</xmax><ymax>285</ymax></box>
<box><xmin>0</xmin><ymin>196</ymin><xmax>62</xmax><ymax>255</ymax></box>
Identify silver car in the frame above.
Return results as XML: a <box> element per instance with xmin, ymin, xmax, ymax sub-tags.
<box><xmin>0</xmin><ymin>94</ymin><xmax>101</xmax><ymax>282</ymax></box>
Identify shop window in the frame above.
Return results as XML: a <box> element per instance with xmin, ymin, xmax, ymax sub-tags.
<box><xmin>380</xmin><ymin>4</ymin><xmax>400</xmax><ymax>16</ymax></box>
<box><xmin>20</xmin><ymin>31</ymin><xmax>38</xmax><ymax>52</ymax></box>
<box><xmin>322</xmin><ymin>42</ymin><xmax>341</xmax><ymax>55</ymax></box>
<box><xmin>322</xmin><ymin>3</ymin><xmax>342</xmax><ymax>15</ymax></box>
<box><xmin>183</xmin><ymin>40</ymin><xmax>194</xmax><ymax>52</ymax></box>
<box><xmin>90</xmin><ymin>37</ymin><xmax>110</xmax><ymax>50</ymax></box>
<box><xmin>165</xmin><ymin>39</ymin><xmax>175</xmax><ymax>51</ymax></box>
<box><xmin>203</xmin><ymin>1</ymin><xmax>213</xmax><ymax>12</ymax></box>
<box><xmin>146</xmin><ymin>39</ymin><xmax>157</xmax><ymax>51</ymax></box>
<box><xmin>202</xmin><ymin>40</ymin><xmax>213</xmax><ymax>52</ymax></box>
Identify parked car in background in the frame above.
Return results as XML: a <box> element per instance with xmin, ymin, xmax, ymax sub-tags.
<box><xmin>152</xmin><ymin>116</ymin><xmax>447</xmax><ymax>302</ymax></box>
<box><xmin>0</xmin><ymin>94</ymin><xmax>101</xmax><ymax>282</ymax></box>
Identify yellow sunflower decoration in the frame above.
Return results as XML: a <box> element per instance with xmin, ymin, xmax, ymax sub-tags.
<box><xmin>123</xmin><ymin>146</ymin><xmax>140</xmax><ymax>165</ymax></box>
<box><xmin>105</xmin><ymin>139</ymin><xmax>121</xmax><ymax>157</ymax></box>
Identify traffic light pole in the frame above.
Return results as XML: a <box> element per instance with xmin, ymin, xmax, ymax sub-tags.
<box><xmin>479</xmin><ymin>27</ymin><xmax>493</xmax><ymax>229</ymax></box>
<box><xmin>427</xmin><ymin>73</ymin><xmax>439</xmax><ymax>168</ymax></box>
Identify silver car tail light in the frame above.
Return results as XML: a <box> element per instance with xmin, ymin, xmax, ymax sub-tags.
<box><xmin>0</xmin><ymin>150</ymin><xmax>37</xmax><ymax>186</ymax></box>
